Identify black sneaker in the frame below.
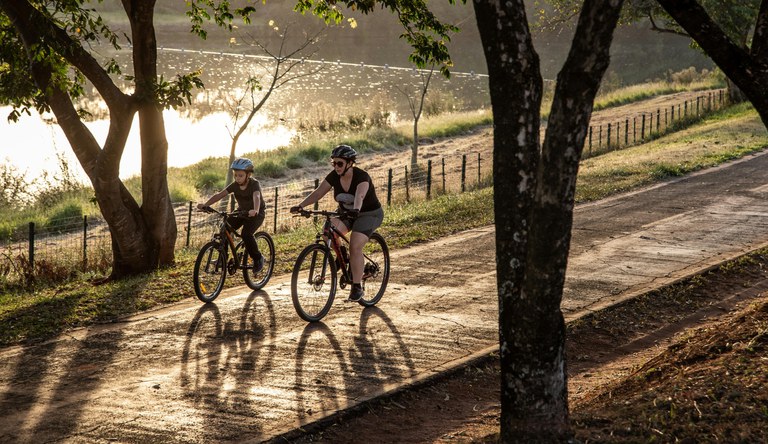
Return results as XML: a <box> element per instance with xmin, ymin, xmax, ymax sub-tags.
<box><xmin>348</xmin><ymin>284</ymin><xmax>364</xmax><ymax>302</ymax></box>
<box><xmin>254</xmin><ymin>254</ymin><xmax>265</xmax><ymax>273</ymax></box>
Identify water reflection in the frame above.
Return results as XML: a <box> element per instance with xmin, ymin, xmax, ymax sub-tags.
<box><xmin>0</xmin><ymin>106</ymin><xmax>294</xmax><ymax>182</ymax></box>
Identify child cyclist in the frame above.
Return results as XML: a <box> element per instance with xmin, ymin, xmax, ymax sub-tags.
<box><xmin>198</xmin><ymin>158</ymin><xmax>266</xmax><ymax>271</ymax></box>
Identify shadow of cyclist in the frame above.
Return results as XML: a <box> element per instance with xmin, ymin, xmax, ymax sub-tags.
<box><xmin>347</xmin><ymin>306</ymin><xmax>418</xmax><ymax>389</ymax></box>
<box><xmin>179</xmin><ymin>290</ymin><xmax>278</xmax><ymax>438</ymax></box>
<box><xmin>294</xmin><ymin>321</ymin><xmax>351</xmax><ymax>422</ymax></box>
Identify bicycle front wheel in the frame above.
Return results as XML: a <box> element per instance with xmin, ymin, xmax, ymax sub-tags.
<box><xmin>358</xmin><ymin>232</ymin><xmax>390</xmax><ymax>307</ymax></box>
<box><xmin>291</xmin><ymin>244</ymin><xmax>337</xmax><ymax>322</ymax></box>
<box><xmin>242</xmin><ymin>232</ymin><xmax>276</xmax><ymax>290</ymax></box>
<box><xmin>193</xmin><ymin>241</ymin><xmax>227</xmax><ymax>303</ymax></box>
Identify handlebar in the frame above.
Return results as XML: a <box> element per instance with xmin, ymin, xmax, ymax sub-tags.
<box><xmin>198</xmin><ymin>206</ymin><xmax>251</xmax><ymax>218</ymax></box>
<box><xmin>294</xmin><ymin>209</ymin><xmax>339</xmax><ymax>218</ymax></box>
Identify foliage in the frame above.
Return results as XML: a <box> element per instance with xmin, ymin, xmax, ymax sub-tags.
<box><xmin>538</xmin><ymin>0</ymin><xmax>761</xmax><ymax>49</ymax></box>
<box><xmin>293</xmin><ymin>0</ymin><xmax>461</xmax><ymax>76</ymax></box>
<box><xmin>0</xmin><ymin>163</ymin><xmax>32</xmax><ymax>209</ymax></box>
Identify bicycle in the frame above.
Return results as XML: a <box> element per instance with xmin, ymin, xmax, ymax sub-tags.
<box><xmin>192</xmin><ymin>206</ymin><xmax>275</xmax><ymax>303</ymax></box>
<box><xmin>291</xmin><ymin>208</ymin><xmax>390</xmax><ymax>322</ymax></box>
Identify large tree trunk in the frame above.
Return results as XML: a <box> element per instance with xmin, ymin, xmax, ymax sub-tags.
<box><xmin>473</xmin><ymin>0</ymin><xmax>624</xmax><ymax>440</ymax></box>
<box><xmin>472</xmin><ymin>0</ymin><xmax>545</xmax><ymax>440</ymax></box>
<box><xmin>3</xmin><ymin>0</ymin><xmax>176</xmax><ymax>277</ymax></box>
<box><xmin>127</xmin><ymin>0</ymin><xmax>177</xmax><ymax>268</ymax></box>
<box><xmin>657</xmin><ymin>0</ymin><xmax>768</xmax><ymax>128</ymax></box>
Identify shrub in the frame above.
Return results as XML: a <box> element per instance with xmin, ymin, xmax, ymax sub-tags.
<box><xmin>169</xmin><ymin>181</ymin><xmax>198</xmax><ymax>203</ymax></box>
<box><xmin>255</xmin><ymin>159</ymin><xmax>284</xmax><ymax>178</ymax></box>
<box><xmin>195</xmin><ymin>171</ymin><xmax>226</xmax><ymax>191</ymax></box>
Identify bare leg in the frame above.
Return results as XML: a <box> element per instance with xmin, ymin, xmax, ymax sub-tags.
<box><xmin>349</xmin><ymin>231</ymin><xmax>368</xmax><ymax>284</ymax></box>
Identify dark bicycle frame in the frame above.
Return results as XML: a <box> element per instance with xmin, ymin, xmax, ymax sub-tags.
<box><xmin>298</xmin><ymin>209</ymin><xmax>375</xmax><ymax>286</ymax></box>
<box><xmin>201</xmin><ymin>206</ymin><xmax>255</xmax><ymax>273</ymax></box>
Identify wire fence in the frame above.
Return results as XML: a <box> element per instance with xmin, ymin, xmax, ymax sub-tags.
<box><xmin>584</xmin><ymin>89</ymin><xmax>728</xmax><ymax>158</ymax></box>
<box><xmin>1</xmin><ymin>88</ymin><xmax>729</xmax><ymax>286</ymax></box>
<box><xmin>0</xmin><ymin>151</ymin><xmax>491</xmax><ymax>285</ymax></box>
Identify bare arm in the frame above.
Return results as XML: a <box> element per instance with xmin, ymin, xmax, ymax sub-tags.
<box><xmin>249</xmin><ymin>190</ymin><xmax>261</xmax><ymax>217</ymax></box>
<box><xmin>353</xmin><ymin>181</ymin><xmax>369</xmax><ymax>211</ymax></box>
<box><xmin>297</xmin><ymin>180</ymin><xmax>333</xmax><ymax>208</ymax></box>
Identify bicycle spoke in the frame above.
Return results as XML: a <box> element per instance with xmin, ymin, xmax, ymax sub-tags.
<box><xmin>193</xmin><ymin>242</ymin><xmax>227</xmax><ymax>303</ymax></box>
<box><xmin>358</xmin><ymin>232</ymin><xmax>390</xmax><ymax>307</ymax></box>
<box><xmin>292</xmin><ymin>245</ymin><xmax>336</xmax><ymax>322</ymax></box>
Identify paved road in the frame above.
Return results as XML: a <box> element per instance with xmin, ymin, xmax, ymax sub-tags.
<box><xmin>2</xmin><ymin>150</ymin><xmax>768</xmax><ymax>443</ymax></box>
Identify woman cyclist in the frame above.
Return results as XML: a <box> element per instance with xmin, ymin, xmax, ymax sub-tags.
<box><xmin>290</xmin><ymin>145</ymin><xmax>384</xmax><ymax>301</ymax></box>
<box><xmin>198</xmin><ymin>158</ymin><xmax>267</xmax><ymax>271</ymax></box>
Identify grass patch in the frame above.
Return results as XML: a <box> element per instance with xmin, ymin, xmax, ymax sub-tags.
<box><xmin>592</xmin><ymin>79</ymin><xmax>723</xmax><ymax>111</ymax></box>
<box><xmin>576</xmin><ymin>103</ymin><xmax>768</xmax><ymax>202</ymax></box>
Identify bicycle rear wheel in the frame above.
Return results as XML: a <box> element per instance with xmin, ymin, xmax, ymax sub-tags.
<box><xmin>193</xmin><ymin>241</ymin><xmax>227</xmax><ymax>303</ymax></box>
<box><xmin>291</xmin><ymin>244</ymin><xmax>337</xmax><ymax>322</ymax></box>
<box><xmin>242</xmin><ymin>232</ymin><xmax>276</xmax><ymax>290</ymax></box>
<box><xmin>358</xmin><ymin>232</ymin><xmax>390</xmax><ymax>307</ymax></box>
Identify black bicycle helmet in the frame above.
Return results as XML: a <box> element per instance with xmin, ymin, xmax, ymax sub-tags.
<box><xmin>330</xmin><ymin>144</ymin><xmax>357</xmax><ymax>161</ymax></box>
<box><xmin>230</xmin><ymin>157</ymin><xmax>254</xmax><ymax>172</ymax></box>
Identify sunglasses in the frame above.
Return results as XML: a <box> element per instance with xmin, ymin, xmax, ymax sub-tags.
<box><xmin>331</xmin><ymin>160</ymin><xmax>346</xmax><ymax>167</ymax></box>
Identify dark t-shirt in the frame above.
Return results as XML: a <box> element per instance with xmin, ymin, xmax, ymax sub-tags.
<box><xmin>324</xmin><ymin>167</ymin><xmax>381</xmax><ymax>212</ymax></box>
<box><xmin>226</xmin><ymin>177</ymin><xmax>266</xmax><ymax>215</ymax></box>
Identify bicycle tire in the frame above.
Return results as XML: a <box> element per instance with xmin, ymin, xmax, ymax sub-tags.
<box><xmin>291</xmin><ymin>244</ymin><xmax>337</xmax><ymax>322</ymax></box>
<box><xmin>241</xmin><ymin>232</ymin><xmax>276</xmax><ymax>290</ymax></box>
<box><xmin>358</xmin><ymin>232</ymin><xmax>390</xmax><ymax>307</ymax></box>
<box><xmin>193</xmin><ymin>241</ymin><xmax>227</xmax><ymax>303</ymax></box>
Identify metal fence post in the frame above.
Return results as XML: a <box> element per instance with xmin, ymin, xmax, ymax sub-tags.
<box><xmin>426</xmin><ymin>160</ymin><xmax>432</xmax><ymax>199</ymax></box>
<box><xmin>588</xmin><ymin>126</ymin><xmax>593</xmax><ymax>156</ymax></box>
<box><xmin>477</xmin><ymin>152</ymin><xmax>481</xmax><ymax>185</ymax></box>
<box><xmin>633</xmin><ymin>117</ymin><xmax>636</xmax><ymax>144</ymax></box>
<box><xmin>641</xmin><ymin>114</ymin><xmax>646</xmax><ymax>140</ymax></box>
<box><xmin>598</xmin><ymin>125</ymin><xmax>602</xmax><ymax>150</ymax></box>
<box><xmin>387</xmin><ymin>168</ymin><xmax>393</xmax><ymax>206</ymax></box>
<box><xmin>405</xmin><ymin>166</ymin><xmax>410</xmax><ymax>202</ymax></box>
<box><xmin>656</xmin><ymin>109</ymin><xmax>660</xmax><ymax>132</ymax></box>
<box><xmin>28</xmin><ymin>222</ymin><xmax>35</xmax><ymax>275</ymax></box>
<box><xmin>83</xmin><ymin>215</ymin><xmax>88</xmax><ymax>271</ymax></box>
<box><xmin>441</xmin><ymin>158</ymin><xmax>446</xmax><ymax>192</ymax></box>
<box><xmin>186</xmin><ymin>201</ymin><xmax>192</xmax><ymax>248</ymax></box>
<box><xmin>313</xmin><ymin>178</ymin><xmax>320</xmax><ymax>224</ymax></box>
<box><xmin>461</xmin><ymin>154</ymin><xmax>467</xmax><ymax>193</ymax></box>
<box><xmin>607</xmin><ymin>123</ymin><xmax>611</xmax><ymax>150</ymax></box>
<box><xmin>625</xmin><ymin>119</ymin><xmax>629</xmax><ymax>146</ymax></box>
<box><xmin>273</xmin><ymin>186</ymin><xmax>279</xmax><ymax>233</ymax></box>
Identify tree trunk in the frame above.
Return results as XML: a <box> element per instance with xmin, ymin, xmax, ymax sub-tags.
<box><xmin>657</xmin><ymin>0</ymin><xmax>768</xmax><ymax>128</ymax></box>
<box><xmin>0</xmin><ymin>0</ymin><xmax>176</xmax><ymax>277</ymax></box>
<box><xmin>126</xmin><ymin>0</ymin><xmax>177</xmax><ymax>269</ymax></box>
<box><xmin>473</xmin><ymin>0</ymin><xmax>624</xmax><ymax>440</ymax></box>
<box><xmin>472</xmin><ymin>0</ymin><xmax>545</xmax><ymax>440</ymax></box>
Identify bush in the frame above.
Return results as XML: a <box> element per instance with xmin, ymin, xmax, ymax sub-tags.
<box><xmin>195</xmin><ymin>171</ymin><xmax>226</xmax><ymax>191</ymax></box>
<box><xmin>255</xmin><ymin>159</ymin><xmax>285</xmax><ymax>178</ymax></box>
<box><xmin>169</xmin><ymin>181</ymin><xmax>198</xmax><ymax>203</ymax></box>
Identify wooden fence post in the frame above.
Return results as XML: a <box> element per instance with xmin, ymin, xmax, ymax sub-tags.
<box><xmin>461</xmin><ymin>154</ymin><xmax>467</xmax><ymax>193</ymax></box>
<box><xmin>427</xmin><ymin>160</ymin><xmax>432</xmax><ymax>199</ymax></box>
<box><xmin>273</xmin><ymin>187</ymin><xmax>278</xmax><ymax>233</ymax></box>
<box><xmin>186</xmin><ymin>201</ymin><xmax>192</xmax><ymax>248</ymax></box>
<box><xmin>83</xmin><ymin>215</ymin><xmax>88</xmax><ymax>271</ymax></box>
<box><xmin>28</xmin><ymin>222</ymin><xmax>35</xmax><ymax>276</ymax></box>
